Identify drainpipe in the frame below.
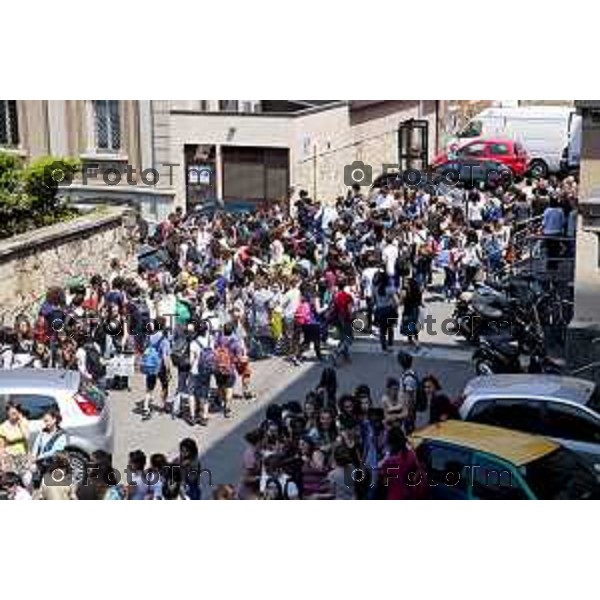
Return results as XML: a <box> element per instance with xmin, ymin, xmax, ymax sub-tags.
<box><xmin>312</xmin><ymin>144</ymin><xmax>318</xmax><ymax>201</ymax></box>
<box><xmin>435</xmin><ymin>100</ymin><xmax>440</xmax><ymax>154</ymax></box>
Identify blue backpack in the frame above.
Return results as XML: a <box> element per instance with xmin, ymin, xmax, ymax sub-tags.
<box><xmin>140</xmin><ymin>336</ymin><xmax>163</xmax><ymax>375</ymax></box>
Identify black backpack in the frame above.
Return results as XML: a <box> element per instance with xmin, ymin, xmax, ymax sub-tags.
<box><xmin>171</xmin><ymin>337</ymin><xmax>191</xmax><ymax>370</ymax></box>
<box><xmin>395</xmin><ymin>255</ymin><xmax>411</xmax><ymax>278</ymax></box>
<box><xmin>187</xmin><ymin>244</ymin><xmax>200</xmax><ymax>264</ymax></box>
<box><xmin>85</xmin><ymin>344</ymin><xmax>106</xmax><ymax>380</ymax></box>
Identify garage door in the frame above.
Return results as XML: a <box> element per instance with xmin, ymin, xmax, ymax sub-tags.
<box><xmin>222</xmin><ymin>146</ymin><xmax>289</xmax><ymax>204</ymax></box>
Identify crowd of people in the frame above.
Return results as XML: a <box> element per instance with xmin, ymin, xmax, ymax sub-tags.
<box><xmin>0</xmin><ymin>171</ymin><xmax>579</xmax><ymax>499</ymax></box>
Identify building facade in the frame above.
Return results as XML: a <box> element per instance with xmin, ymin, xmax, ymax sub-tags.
<box><xmin>158</xmin><ymin>100</ymin><xmax>441</xmax><ymax>213</ymax></box>
<box><xmin>2</xmin><ymin>99</ymin><xmax>443</xmax><ymax>220</ymax></box>
<box><xmin>0</xmin><ymin>100</ymin><xmax>175</xmax><ymax>218</ymax></box>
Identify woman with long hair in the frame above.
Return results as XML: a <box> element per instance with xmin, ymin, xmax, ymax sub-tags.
<box><xmin>377</xmin><ymin>426</ymin><xmax>426</xmax><ymax>500</ymax></box>
<box><xmin>12</xmin><ymin>316</ymin><xmax>34</xmax><ymax>368</ymax></box>
<box><xmin>421</xmin><ymin>375</ymin><xmax>457</xmax><ymax>424</ymax></box>
<box><xmin>313</xmin><ymin>408</ymin><xmax>337</xmax><ymax>457</ymax></box>
<box><xmin>372</xmin><ymin>270</ymin><xmax>398</xmax><ymax>353</ymax></box>
<box><xmin>400</xmin><ymin>277</ymin><xmax>423</xmax><ymax>348</ymax></box>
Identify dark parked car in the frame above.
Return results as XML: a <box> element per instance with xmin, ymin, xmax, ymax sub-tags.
<box><xmin>432</xmin><ymin>158</ymin><xmax>513</xmax><ymax>189</ymax></box>
<box><xmin>137</xmin><ymin>244</ymin><xmax>170</xmax><ymax>273</ymax></box>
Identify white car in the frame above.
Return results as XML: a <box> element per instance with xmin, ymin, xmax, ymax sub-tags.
<box><xmin>459</xmin><ymin>374</ymin><xmax>600</xmax><ymax>468</ymax></box>
<box><xmin>0</xmin><ymin>369</ymin><xmax>114</xmax><ymax>481</ymax></box>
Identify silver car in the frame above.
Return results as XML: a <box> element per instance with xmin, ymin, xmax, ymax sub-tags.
<box><xmin>459</xmin><ymin>374</ymin><xmax>600</xmax><ymax>467</ymax></box>
<box><xmin>0</xmin><ymin>369</ymin><xmax>113</xmax><ymax>479</ymax></box>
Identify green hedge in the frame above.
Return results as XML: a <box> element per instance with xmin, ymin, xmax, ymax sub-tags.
<box><xmin>0</xmin><ymin>152</ymin><xmax>80</xmax><ymax>239</ymax></box>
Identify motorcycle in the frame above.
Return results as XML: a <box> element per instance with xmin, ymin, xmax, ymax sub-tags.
<box><xmin>453</xmin><ymin>277</ymin><xmax>538</xmax><ymax>342</ymax></box>
<box><xmin>472</xmin><ymin>333</ymin><xmax>561</xmax><ymax>376</ymax></box>
<box><xmin>472</xmin><ymin>299</ymin><xmax>562</xmax><ymax>376</ymax></box>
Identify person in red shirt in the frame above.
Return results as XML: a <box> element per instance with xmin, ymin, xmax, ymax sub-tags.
<box><xmin>331</xmin><ymin>282</ymin><xmax>354</xmax><ymax>364</ymax></box>
<box><xmin>377</xmin><ymin>426</ymin><xmax>427</xmax><ymax>500</ymax></box>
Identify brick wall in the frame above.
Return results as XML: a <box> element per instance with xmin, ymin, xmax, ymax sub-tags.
<box><xmin>0</xmin><ymin>208</ymin><xmax>136</xmax><ymax>325</ymax></box>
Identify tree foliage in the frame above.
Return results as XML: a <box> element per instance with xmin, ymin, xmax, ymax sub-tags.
<box><xmin>0</xmin><ymin>152</ymin><xmax>80</xmax><ymax>239</ymax></box>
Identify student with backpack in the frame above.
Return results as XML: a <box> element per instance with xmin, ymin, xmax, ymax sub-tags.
<box><xmin>397</xmin><ymin>350</ymin><xmax>420</xmax><ymax>434</ymax></box>
<box><xmin>213</xmin><ymin>322</ymin><xmax>239</xmax><ymax>418</ymax></box>
<box><xmin>294</xmin><ymin>290</ymin><xmax>322</xmax><ymax>365</ymax></box>
<box><xmin>190</xmin><ymin>320</ymin><xmax>215</xmax><ymax>426</ymax></box>
<box><xmin>170</xmin><ymin>323</ymin><xmax>195</xmax><ymax>422</ymax></box>
<box><xmin>140</xmin><ymin>318</ymin><xmax>172</xmax><ymax>421</ymax></box>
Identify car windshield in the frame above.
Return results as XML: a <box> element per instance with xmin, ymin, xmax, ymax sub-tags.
<box><xmin>521</xmin><ymin>448</ymin><xmax>600</xmax><ymax>500</ymax></box>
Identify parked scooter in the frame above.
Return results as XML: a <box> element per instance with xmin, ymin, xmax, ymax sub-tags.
<box><xmin>453</xmin><ymin>276</ymin><xmax>538</xmax><ymax>342</ymax></box>
<box><xmin>472</xmin><ymin>331</ymin><xmax>561</xmax><ymax>375</ymax></box>
<box><xmin>471</xmin><ymin>298</ymin><xmax>562</xmax><ymax>375</ymax></box>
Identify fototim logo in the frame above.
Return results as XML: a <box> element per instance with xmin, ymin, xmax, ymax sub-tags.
<box><xmin>45</xmin><ymin>161</ymin><xmax>76</xmax><ymax>187</ymax></box>
<box><xmin>344</xmin><ymin>161</ymin><xmax>373</xmax><ymax>186</ymax></box>
<box><xmin>43</xmin><ymin>161</ymin><xmax>190</xmax><ymax>188</ymax></box>
<box><xmin>342</xmin><ymin>162</ymin><xmax>514</xmax><ymax>189</ymax></box>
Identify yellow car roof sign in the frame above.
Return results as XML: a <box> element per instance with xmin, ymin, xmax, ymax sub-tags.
<box><xmin>411</xmin><ymin>420</ymin><xmax>559</xmax><ymax>466</ymax></box>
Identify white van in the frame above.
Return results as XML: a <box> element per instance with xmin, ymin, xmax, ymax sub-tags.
<box><xmin>561</xmin><ymin>112</ymin><xmax>582</xmax><ymax>173</ymax></box>
<box><xmin>454</xmin><ymin>106</ymin><xmax>579</xmax><ymax>178</ymax></box>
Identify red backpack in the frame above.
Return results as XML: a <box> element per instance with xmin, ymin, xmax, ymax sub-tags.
<box><xmin>214</xmin><ymin>345</ymin><xmax>233</xmax><ymax>375</ymax></box>
<box><xmin>294</xmin><ymin>301</ymin><xmax>312</xmax><ymax>326</ymax></box>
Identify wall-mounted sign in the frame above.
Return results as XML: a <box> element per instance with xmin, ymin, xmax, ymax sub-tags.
<box><xmin>188</xmin><ymin>164</ymin><xmax>212</xmax><ymax>185</ymax></box>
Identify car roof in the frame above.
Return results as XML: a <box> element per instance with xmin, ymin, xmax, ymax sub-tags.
<box><xmin>462</xmin><ymin>138</ymin><xmax>515</xmax><ymax>146</ymax></box>
<box><xmin>436</xmin><ymin>158</ymin><xmax>507</xmax><ymax>168</ymax></box>
<box><xmin>464</xmin><ymin>374</ymin><xmax>595</xmax><ymax>406</ymax></box>
<box><xmin>412</xmin><ymin>420</ymin><xmax>558</xmax><ymax>466</ymax></box>
<box><xmin>0</xmin><ymin>368</ymin><xmax>80</xmax><ymax>393</ymax></box>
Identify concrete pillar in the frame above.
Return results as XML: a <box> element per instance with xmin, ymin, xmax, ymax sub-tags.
<box><xmin>139</xmin><ymin>100</ymin><xmax>154</xmax><ymax>173</ymax></box>
<box><xmin>47</xmin><ymin>101</ymin><xmax>69</xmax><ymax>156</ymax></box>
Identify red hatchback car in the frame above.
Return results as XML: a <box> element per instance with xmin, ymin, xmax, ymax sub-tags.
<box><xmin>432</xmin><ymin>138</ymin><xmax>529</xmax><ymax>179</ymax></box>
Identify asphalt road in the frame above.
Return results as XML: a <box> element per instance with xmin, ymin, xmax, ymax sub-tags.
<box><xmin>110</xmin><ymin>281</ymin><xmax>477</xmax><ymax>490</ymax></box>
<box><xmin>112</xmin><ymin>344</ymin><xmax>474</xmax><ymax>487</ymax></box>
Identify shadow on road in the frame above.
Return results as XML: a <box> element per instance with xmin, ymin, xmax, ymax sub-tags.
<box><xmin>199</xmin><ymin>354</ymin><xmax>472</xmax><ymax>488</ymax></box>
<box><xmin>199</xmin><ymin>362</ymin><xmax>323</xmax><ymax>487</ymax></box>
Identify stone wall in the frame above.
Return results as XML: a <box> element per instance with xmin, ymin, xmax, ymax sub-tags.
<box><xmin>0</xmin><ymin>208</ymin><xmax>136</xmax><ymax>325</ymax></box>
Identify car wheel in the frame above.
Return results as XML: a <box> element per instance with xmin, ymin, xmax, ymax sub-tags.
<box><xmin>475</xmin><ymin>360</ymin><xmax>495</xmax><ymax>376</ymax></box>
<box><xmin>529</xmin><ymin>159</ymin><xmax>548</xmax><ymax>179</ymax></box>
<box><xmin>67</xmin><ymin>450</ymin><xmax>90</xmax><ymax>485</ymax></box>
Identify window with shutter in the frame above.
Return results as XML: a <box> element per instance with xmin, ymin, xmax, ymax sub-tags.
<box><xmin>0</xmin><ymin>100</ymin><xmax>19</xmax><ymax>147</ymax></box>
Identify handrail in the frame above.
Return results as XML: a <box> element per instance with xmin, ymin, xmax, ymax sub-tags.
<box><xmin>570</xmin><ymin>361</ymin><xmax>600</xmax><ymax>377</ymax></box>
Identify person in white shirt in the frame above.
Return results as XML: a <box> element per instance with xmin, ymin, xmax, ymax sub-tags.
<box><xmin>157</xmin><ymin>289</ymin><xmax>177</xmax><ymax>325</ymax></box>
<box><xmin>75</xmin><ymin>344</ymin><xmax>92</xmax><ymax>381</ymax></box>
<box><xmin>467</xmin><ymin>194</ymin><xmax>484</xmax><ymax>228</ymax></box>
<box><xmin>202</xmin><ymin>296</ymin><xmax>222</xmax><ymax>335</ymax></box>
<box><xmin>196</xmin><ymin>224</ymin><xmax>210</xmax><ymax>253</ymax></box>
<box><xmin>382</xmin><ymin>237</ymin><xmax>399</xmax><ymax>280</ymax></box>
<box><xmin>281</xmin><ymin>279</ymin><xmax>301</xmax><ymax>357</ymax></box>
<box><xmin>320</xmin><ymin>205</ymin><xmax>338</xmax><ymax>233</ymax></box>
<box><xmin>178</xmin><ymin>239</ymin><xmax>190</xmax><ymax>271</ymax></box>
<box><xmin>376</xmin><ymin>190</ymin><xmax>395</xmax><ymax>210</ymax></box>
<box><xmin>270</xmin><ymin>237</ymin><xmax>285</xmax><ymax>264</ymax></box>
<box><xmin>360</xmin><ymin>261</ymin><xmax>379</xmax><ymax>333</ymax></box>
